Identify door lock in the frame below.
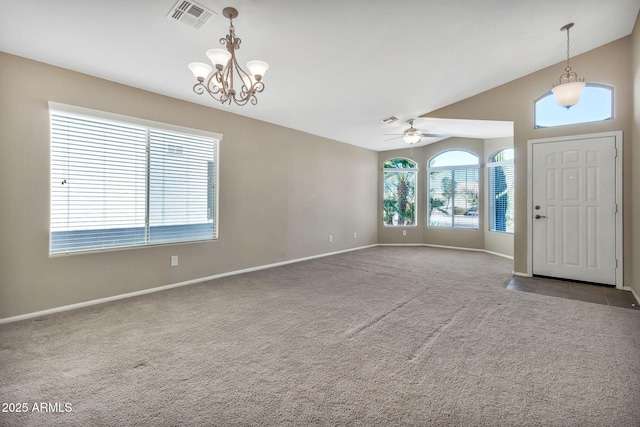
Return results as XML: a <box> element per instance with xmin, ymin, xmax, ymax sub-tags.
<box><xmin>535</xmin><ymin>214</ymin><xmax>546</xmax><ymax>219</ymax></box>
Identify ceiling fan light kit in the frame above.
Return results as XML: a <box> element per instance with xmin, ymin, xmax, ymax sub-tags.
<box><xmin>400</xmin><ymin>119</ymin><xmax>423</xmax><ymax>144</ymax></box>
<box><xmin>384</xmin><ymin>119</ymin><xmax>447</xmax><ymax>145</ymax></box>
<box><xmin>188</xmin><ymin>7</ymin><xmax>268</xmax><ymax>106</ymax></box>
<box><xmin>551</xmin><ymin>23</ymin><xmax>586</xmax><ymax>109</ymax></box>
<box><xmin>402</xmin><ymin>126</ymin><xmax>422</xmax><ymax>144</ymax></box>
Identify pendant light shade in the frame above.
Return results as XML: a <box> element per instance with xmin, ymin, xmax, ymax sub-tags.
<box><xmin>188</xmin><ymin>62</ymin><xmax>213</xmax><ymax>81</ymax></box>
<box><xmin>205</xmin><ymin>49</ymin><xmax>232</xmax><ymax>68</ymax></box>
<box><xmin>551</xmin><ymin>81</ymin><xmax>586</xmax><ymax>109</ymax></box>
<box><xmin>246</xmin><ymin>60</ymin><xmax>269</xmax><ymax>80</ymax></box>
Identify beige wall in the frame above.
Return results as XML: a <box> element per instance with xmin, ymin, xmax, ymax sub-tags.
<box><xmin>2</xmin><ymin>21</ymin><xmax>638</xmax><ymax>320</ymax></box>
<box><xmin>632</xmin><ymin>14</ymin><xmax>640</xmax><ymax>297</ymax></box>
<box><xmin>0</xmin><ymin>53</ymin><xmax>378</xmax><ymax>319</ymax></box>
<box><xmin>423</xmin><ymin>36</ymin><xmax>634</xmax><ymax>287</ymax></box>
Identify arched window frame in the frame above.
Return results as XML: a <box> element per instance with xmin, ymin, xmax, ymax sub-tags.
<box><xmin>382</xmin><ymin>157</ymin><xmax>418</xmax><ymax>227</ymax></box>
<box><xmin>487</xmin><ymin>148</ymin><xmax>514</xmax><ymax>234</ymax></box>
<box><xmin>534</xmin><ymin>83</ymin><xmax>614</xmax><ymax>128</ymax></box>
<box><xmin>427</xmin><ymin>150</ymin><xmax>479</xmax><ymax>229</ymax></box>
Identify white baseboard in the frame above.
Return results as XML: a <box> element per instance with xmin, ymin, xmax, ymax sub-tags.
<box><xmin>475</xmin><ymin>249</ymin><xmax>514</xmax><ymax>260</ymax></box>
<box><xmin>378</xmin><ymin>243</ymin><xmax>514</xmax><ymax>260</ymax></box>
<box><xmin>377</xmin><ymin>243</ymin><xmax>426</xmax><ymax>247</ymax></box>
<box><xmin>623</xmin><ymin>286</ymin><xmax>640</xmax><ymax>305</ymax></box>
<box><xmin>512</xmin><ymin>272</ymin><xmax>532</xmax><ymax>277</ymax></box>
<box><xmin>0</xmin><ymin>244</ymin><xmax>377</xmax><ymax>324</ymax></box>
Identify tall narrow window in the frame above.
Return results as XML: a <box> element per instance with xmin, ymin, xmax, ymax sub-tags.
<box><xmin>50</xmin><ymin>104</ymin><xmax>219</xmax><ymax>255</ymax></box>
<box><xmin>488</xmin><ymin>148</ymin><xmax>514</xmax><ymax>233</ymax></box>
<box><xmin>383</xmin><ymin>158</ymin><xmax>417</xmax><ymax>226</ymax></box>
<box><xmin>427</xmin><ymin>150</ymin><xmax>479</xmax><ymax>229</ymax></box>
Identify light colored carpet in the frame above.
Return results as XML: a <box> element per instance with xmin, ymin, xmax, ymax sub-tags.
<box><xmin>1</xmin><ymin>246</ymin><xmax>639</xmax><ymax>426</ymax></box>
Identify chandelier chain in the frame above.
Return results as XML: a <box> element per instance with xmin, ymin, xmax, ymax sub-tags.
<box><xmin>565</xmin><ymin>24</ymin><xmax>572</xmax><ymax>72</ymax></box>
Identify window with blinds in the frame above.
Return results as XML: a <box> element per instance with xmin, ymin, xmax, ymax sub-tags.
<box><xmin>427</xmin><ymin>150</ymin><xmax>479</xmax><ymax>229</ymax></box>
<box><xmin>488</xmin><ymin>148</ymin><xmax>514</xmax><ymax>233</ymax></box>
<box><xmin>50</xmin><ymin>104</ymin><xmax>219</xmax><ymax>255</ymax></box>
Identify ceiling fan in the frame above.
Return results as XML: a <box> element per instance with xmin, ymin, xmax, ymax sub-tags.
<box><xmin>385</xmin><ymin>119</ymin><xmax>447</xmax><ymax>144</ymax></box>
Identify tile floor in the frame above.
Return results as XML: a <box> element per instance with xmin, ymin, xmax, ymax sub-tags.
<box><xmin>506</xmin><ymin>276</ymin><xmax>640</xmax><ymax>310</ymax></box>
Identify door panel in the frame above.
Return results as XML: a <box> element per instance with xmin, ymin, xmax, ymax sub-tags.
<box><xmin>532</xmin><ymin>136</ymin><xmax>616</xmax><ymax>285</ymax></box>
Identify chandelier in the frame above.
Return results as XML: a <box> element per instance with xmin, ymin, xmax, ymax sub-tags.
<box><xmin>551</xmin><ymin>23</ymin><xmax>585</xmax><ymax>109</ymax></box>
<box><xmin>188</xmin><ymin>7</ymin><xmax>269</xmax><ymax>106</ymax></box>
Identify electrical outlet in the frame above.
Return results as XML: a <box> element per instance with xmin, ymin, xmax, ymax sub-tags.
<box><xmin>329</xmin><ymin>235</ymin><xmax>333</xmax><ymax>242</ymax></box>
<box><xmin>171</xmin><ymin>255</ymin><xmax>179</xmax><ymax>267</ymax></box>
<box><xmin>353</xmin><ymin>232</ymin><xmax>357</xmax><ymax>239</ymax></box>
<box><xmin>402</xmin><ymin>230</ymin><xmax>407</xmax><ymax>236</ymax></box>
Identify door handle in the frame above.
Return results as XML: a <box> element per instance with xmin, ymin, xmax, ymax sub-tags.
<box><xmin>535</xmin><ymin>214</ymin><xmax>546</xmax><ymax>219</ymax></box>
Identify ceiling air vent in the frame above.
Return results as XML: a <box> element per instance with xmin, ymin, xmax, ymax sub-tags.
<box><xmin>167</xmin><ymin>0</ymin><xmax>216</xmax><ymax>30</ymax></box>
<box><xmin>380</xmin><ymin>116</ymin><xmax>400</xmax><ymax>124</ymax></box>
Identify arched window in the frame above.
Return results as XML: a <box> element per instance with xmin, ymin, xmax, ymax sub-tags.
<box><xmin>534</xmin><ymin>83</ymin><xmax>613</xmax><ymax>128</ymax></box>
<box><xmin>487</xmin><ymin>148</ymin><xmax>514</xmax><ymax>233</ymax></box>
<box><xmin>383</xmin><ymin>158</ymin><xmax>417</xmax><ymax>226</ymax></box>
<box><xmin>427</xmin><ymin>150</ymin><xmax>479</xmax><ymax>229</ymax></box>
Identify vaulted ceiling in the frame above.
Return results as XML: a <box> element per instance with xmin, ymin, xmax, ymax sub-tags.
<box><xmin>1</xmin><ymin>0</ymin><xmax>638</xmax><ymax>151</ymax></box>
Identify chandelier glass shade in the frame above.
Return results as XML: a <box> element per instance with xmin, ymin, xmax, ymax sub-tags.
<box><xmin>188</xmin><ymin>7</ymin><xmax>268</xmax><ymax>106</ymax></box>
<box><xmin>551</xmin><ymin>23</ymin><xmax>585</xmax><ymax>109</ymax></box>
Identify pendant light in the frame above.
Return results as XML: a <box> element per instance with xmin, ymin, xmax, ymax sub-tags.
<box><xmin>551</xmin><ymin>23</ymin><xmax>585</xmax><ymax>109</ymax></box>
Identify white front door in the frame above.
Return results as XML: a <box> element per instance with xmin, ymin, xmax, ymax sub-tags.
<box><xmin>531</xmin><ymin>135</ymin><xmax>617</xmax><ymax>285</ymax></box>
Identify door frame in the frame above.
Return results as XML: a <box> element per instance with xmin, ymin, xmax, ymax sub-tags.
<box><xmin>526</xmin><ymin>131</ymin><xmax>623</xmax><ymax>288</ymax></box>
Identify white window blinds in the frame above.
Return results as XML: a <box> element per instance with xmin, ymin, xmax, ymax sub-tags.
<box><xmin>428</xmin><ymin>168</ymin><xmax>479</xmax><ymax>229</ymax></box>
<box><xmin>488</xmin><ymin>161</ymin><xmax>514</xmax><ymax>233</ymax></box>
<box><xmin>50</xmin><ymin>105</ymin><xmax>219</xmax><ymax>255</ymax></box>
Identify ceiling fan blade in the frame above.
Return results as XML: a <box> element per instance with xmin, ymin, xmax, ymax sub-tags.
<box><xmin>384</xmin><ymin>136</ymin><xmax>403</xmax><ymax>142</ymax></box>
<box><xmin>421</xmin><ymin>133</ymin><xmax>447</xmax><ymax>138</ymax></box>
<box><xmin>383</xmin><ymin>133</ymin><xmax>405</xmax><ymax>136</ymax></box>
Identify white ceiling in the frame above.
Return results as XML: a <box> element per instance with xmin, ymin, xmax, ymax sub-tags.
<box><xmin>1</xmin><ymin>0</ymin><xmax>638</xmax><ymax>151</ymax></box>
